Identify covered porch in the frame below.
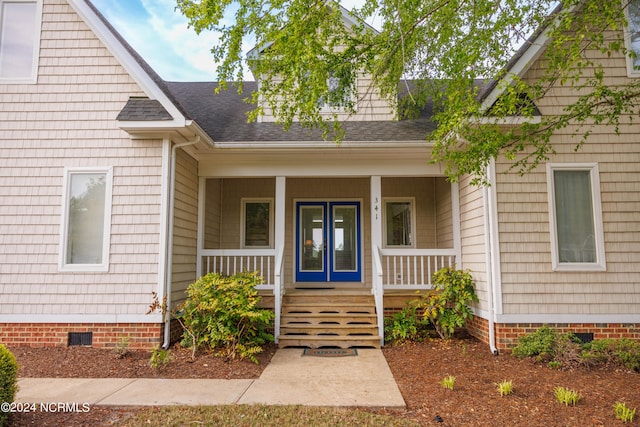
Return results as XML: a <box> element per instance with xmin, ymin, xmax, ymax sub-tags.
<box><xmin>194</xmin><ymin>150</ymin><xmax>460</xmax><ymax>346</ymax></box>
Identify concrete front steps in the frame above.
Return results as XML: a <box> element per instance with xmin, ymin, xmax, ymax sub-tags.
<box><xmin>277</xmin><ymin>289</ymin><xmax>381</xmax><ymax>349</ymax></box>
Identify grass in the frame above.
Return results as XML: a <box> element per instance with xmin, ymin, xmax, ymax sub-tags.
<box><xmin>124</xmin><ymin>405</ymin><xmax>421</xmax><ymax>427</ymax></box>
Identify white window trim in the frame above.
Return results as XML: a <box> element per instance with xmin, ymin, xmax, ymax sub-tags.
<box><xmin>546</xmin><ymin>163</ymin><xmax>606</xmax><ymax>272</ymax></box>
<box><xmin>382</xmin><ymin>197</ymin><xmax>416</xmax><ymax>248</ymax></box>
<box><xmin>59</xmin><ymin>167</ymin><xmax>113</xmax><ymax>272</ymax></box>
<box><xmin>0</xmin><ymin>0</ymin><xmax>43</xmax><ymax>84</ymax></box>
<box><xmin>241</xmin><ymin>198</ymin><xmax>274</xmax><ymax>249</ymax></box>
<box><xmin>624</xmin><ymin>0</ymin><xmax>640</xmax><ymax>78</ymax></box>
<box><xmin>319</xmin><ymin>75</ymin><xmax>358</xmax><ymax>114</ymax></box>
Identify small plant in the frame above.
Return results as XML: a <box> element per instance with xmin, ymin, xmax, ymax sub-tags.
<box><xmin>383</xmin><ymin>305</ymin><xmax>430</xmax><ymax>345</ymax></box>
<box><xmin>440</xmin><ymin>375</ymin><xmax>456</xmax><ymax>390</ymax></box>
<box><xmin>112</xmin><ymin>336</ymin><xmax>130</xmax><ymax>359</ymax></box>
<box><xmin>149</xmin><ymin>345</ymin><xmax>172</xmax><ymax>369</ymax></box>
<box><xmin>496</xmin><ymin>380</ymin><xmax>513</xmax><ymax>397</ymax></box>
<box><xmin>416</xmin><ymin>267</ymin><xmax>479</xmax><ymax>339</ymax></box>
<box><xmin>554</xmin><ymin>386</ymin><xmax>582</xmax><ymax>406</ymax></box>
<box><xmin>613</xmin><ymin>402</ymin><xmax>636</xmax><ymax>423</ymax></box>
<box><xmin>547</xmin><ymin>361</ymin><xmax>562</xmax><ymax>369</ymax></box>
<box><xmin>0</xmin><ymin>345</ymin><xmax>18</xmax><ymax>427</ymax></box>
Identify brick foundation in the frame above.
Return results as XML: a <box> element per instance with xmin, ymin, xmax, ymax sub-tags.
<box><xmin>466</xmin><ymin>316</ymin><xmax>640</xmax><ymax>352</ymax></box>
<box><xmin>0</xmin><ymin>323</ymin><xmax>164</xmax><ymax>350</ymax></box>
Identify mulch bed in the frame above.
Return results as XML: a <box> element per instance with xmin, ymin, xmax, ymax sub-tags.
<box><xmin>7</xmin><ymin>336</ymin><xmax>640</xmax><ymax>426</ymax></box>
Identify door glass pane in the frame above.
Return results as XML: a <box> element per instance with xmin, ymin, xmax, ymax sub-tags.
<box><xmin>333</xmin><ymin>206</ymin><xmax>356</xmax><ymax>271</ymax></box>
<box><xmin>554</xmin><ymin>170</ymin><xmax>596</xmax><ymax>263</ymax></box>
<box><xmin>300</xmin><ymin>206</ymin><xmax>324</xmax><ymax>271</ymax></box>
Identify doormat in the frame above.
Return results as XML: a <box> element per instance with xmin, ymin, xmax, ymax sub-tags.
<box><xmin>302</xmin><ymin>348</ymin><xmax>358</xmax><ymax>357</ymax></box>
<box><xmin>295</xmin><ymin>287</ymin><xmax>335</xmax><ymax>290</ymax></box>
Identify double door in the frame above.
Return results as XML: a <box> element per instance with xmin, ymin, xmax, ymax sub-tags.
<box><xmin>296</xmin><ymin>201</ymin><xmax>361</xmax><ymax>282</ymax></box>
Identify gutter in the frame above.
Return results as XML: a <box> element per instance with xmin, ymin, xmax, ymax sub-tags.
<box><xmin>483</xmin><ymin>160</ymin><xmax>499</xmax><ymax>356</ymax></box>
<box><xmin>162</xmin><ymin>136</ymin><xmax>200</xmax><ymax>349</ymax></box>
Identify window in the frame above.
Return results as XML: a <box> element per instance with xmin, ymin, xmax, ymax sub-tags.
<box><xmin>241</xmin><ymin>199</ymin><xmax>273</xmax><ymax>248</ymax></box>
<box><xmin>547</xmin><ymin>164</ymin><xmax>606</xmax><ymax>271</ymax></box>
<box><xmin>383</xmin><ymin>198</ymin><xmax>415</xmax><ymax>247</ymax></box>
<box><xmin>0</xmin><ymin>0</ymin><xmax>41</xmax><ymax>82</ymax></box>
<box><xmin>318</xmin><ymin>71</ymin><xmax>356</xmax><ymax>111</ymax></box>
<box><xmin>60</xmin><ymin>167</ymin><xmax>113</xmax><ymax>272</ymax></box>
<box><xmin>625</xmin><ymin>0</ymin><xmax>640</xmax><ymax>76</ymax></box>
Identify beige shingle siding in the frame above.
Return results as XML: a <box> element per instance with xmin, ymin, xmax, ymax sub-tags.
<box><xmin>170</xmin><ymin>150</ymin><xmax>199</xmax><ymax>307</ymax></box>
<box><xmin>458</xmin><ymin>174</ymin><xmax>489</xmax><ymax>311</ymax></box>
<box><xmin>260</xmin><ymin>73</ymin><xmax>396</xmax><ymax>122</ymax></box>
<box><xmin>0</xmin><ymin>0</ymin><xmax>161</xmax><ymax>318</ymax></box>
<box><xmin>495</xmin><ymin>32</ymin><xmax>640</xmax><ymax>317</ymax></box>
<box><xmin>435</xmin><ymin>178</ymin><xmax>453</xmax><ymax>249</ymax></box>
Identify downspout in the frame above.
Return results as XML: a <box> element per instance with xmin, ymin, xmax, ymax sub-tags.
<box><xmin>483</xmin><ymin>161</ymin><xmax>499</xmax><ymax>356</ymax></box>
<box><xmin>163</xmin><ymin>136</ymin><xmax>200</xmax><ymax>349</ymax></box>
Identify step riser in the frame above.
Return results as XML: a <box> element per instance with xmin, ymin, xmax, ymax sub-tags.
<box><xmin>281</xmin><ymin>326</ymin><xmax>379</xmax><ymax>335</ymax></box>
<box><xmin>283</xmin><ymin>309</ymin><xmax>376</xmax><ymax>316</ymax></box>
<box><xmin>282</xmin><ymin>296</ymin><xmax>374</xmax><ymax>305</ymax></box>
<box><xmin>277</xmin><ymin>337</ymin><xmax>381</xmax><ymax>349</ymax></box>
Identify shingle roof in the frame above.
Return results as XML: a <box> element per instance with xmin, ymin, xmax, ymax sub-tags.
<box><xmin>116</xmin><ymin>98</ymin><xmax>172</xmax><ymax>121</ymax></box>
<box><xmin>161</xmin><ymin>81</ymin><xmax>436</xmax><ymax>142</ymax></box>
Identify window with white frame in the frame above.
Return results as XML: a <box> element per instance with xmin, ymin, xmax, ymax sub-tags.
<box><xmin>318</xmin><ymin>70</ymin><xmax>356</xmax><ymax>111</ymax></box>
<box><xmin>241</xmin><ymin>198</ymin><xmax>273</xmax><ymax>248</ymax></box>
<box><xmin>625</xmin><ymin>0</ymin><xmax>640</xmax><ymax>76</ymax></box>
<box><xmin>383</xmin><ymin>198</ymin><xmax>415</xmax><ymax>247</ymax></box>
<box><xmin>60</xmin><ymin>167</ymin><xmax>113</xmax><ymax>272</ymax></box>
<box><xmin>0</xmin><ymin>0</ymin><xmax>42</xmax><ymax>82</ymax></box>
<box><xmin>547</xmin><ymin>164</ymin><xmax>606</xmax><ymax>271</ymax></box>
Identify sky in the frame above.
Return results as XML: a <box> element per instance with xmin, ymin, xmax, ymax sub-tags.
<box><xmin>92</xmin><ymin>0</ymin><xmax>220</xmax><ymax>81</ymax></box>
<box><xmin>91</xmin><ymin>0</ymin><xmax>374</xmax><ymax>82</ymax></box>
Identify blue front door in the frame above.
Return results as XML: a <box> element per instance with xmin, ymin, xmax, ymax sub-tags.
<box><xmin>296</xmin><ymin>201</ymin><xmax>361</xmax><ymax>282</ymax></box>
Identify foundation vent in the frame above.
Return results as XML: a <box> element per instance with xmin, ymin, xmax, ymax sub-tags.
<box><xmin>68</xmin><ymin>332</ymin><xmax>93</xmax><ymax>346</ymax></box>
<box><xmin>573</xmin><ymin>332</ymin><xmax>594</xmax><ymax>343</ymax></box>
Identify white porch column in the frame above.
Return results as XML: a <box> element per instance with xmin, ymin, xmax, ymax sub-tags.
<box><xmin>370</xmin><ymin>176</ymin><xmax>382</xmax><ymax>249</ymax></box>
<box><xmin>274</xmin><ymin>176</ymin><xmax>286</xmax><ymax>252</ymax></box>
<box><xmin>273</xmin><ymin>176</ymin><xmax>286</xmax><ymax>343</ymax></box>
<box><xmin>370</xmin><ymin>176</ymin><xmax>384</xmax><ymax>345</ymax></box>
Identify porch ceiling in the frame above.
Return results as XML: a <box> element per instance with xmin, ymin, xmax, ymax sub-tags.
<box><xmin>198</xmin><ymin>147</ymin><xmax>442</xmax><ymax>177</ymax></box>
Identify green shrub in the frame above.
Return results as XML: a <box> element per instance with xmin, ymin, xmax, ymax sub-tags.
<box><xmin>512</xmin><ymin>325</ymin><xmax>558</xmax><ymax>359</ymax></box>
<box><xmin>513</xmin><ymin>327</ymin><xmax>640</xmax><ymax>372</ymax></box>
<box><xmin>383</xmin><ymin>305</ymin><xmax>431</xmax><ymax>345</ymax></box>
<box><xmin>0</xmin><ymin>345</ymin><xmax>18</xmax><ymax>427</ymax></box>
<box><xmin>416</xmin><ymin>267</ymin><xmax>479</xmax><ymax>339</ymax></box>
<box><xmin>177</xmin><ymin>272</ymin><xmax>274</xmax><ymax>363</ymax></box>
<box><xmin>581</xmin><ymin>338</ymin><xmax>640</xmax><ymax>372</ymax></box>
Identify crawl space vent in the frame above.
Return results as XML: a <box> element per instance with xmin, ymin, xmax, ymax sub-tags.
<box><xmin>68</xmin><ymin>332</ymin><xmax>93</xmax><ymax>346</ymax></box>
<box><xmin>573</xmin><ymin>332</ymin><xmax>594</xmax><ymax>343</ymax></box>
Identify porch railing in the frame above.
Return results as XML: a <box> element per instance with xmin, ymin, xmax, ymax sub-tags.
<box><xmin>379</xmin><ymin>248</ymin><xmax>457</xmax><ymax>290</ymax></box>
<box><xmin>201</xmin><ymin>249</ymin><xmax>276</xmax><ymax>290</ymax></box>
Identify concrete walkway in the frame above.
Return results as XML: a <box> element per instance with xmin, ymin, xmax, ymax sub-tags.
<box><xmin>16</xmin><ymin>349</ymin><xmax>405</xmax><ymax>408</ymax></box>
